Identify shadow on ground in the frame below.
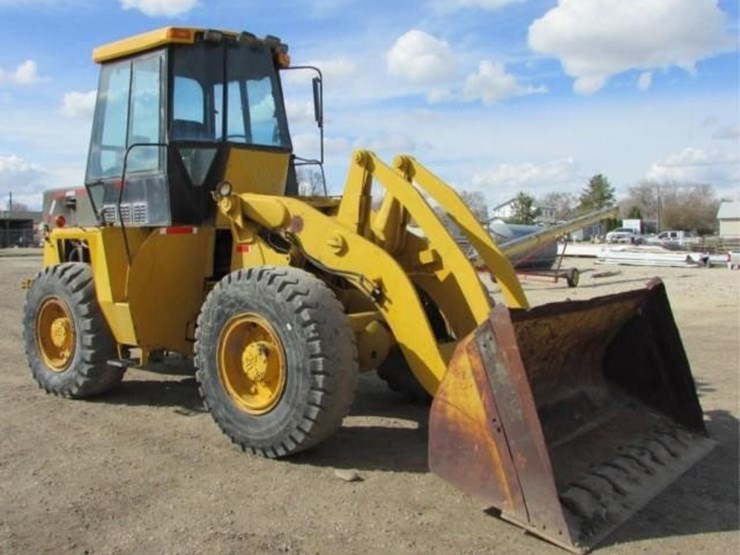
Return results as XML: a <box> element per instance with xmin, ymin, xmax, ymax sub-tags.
<box><xmin>601</xmin><ymin>408</ymin><xmax>739</xmax><ymax>549</ymax></box>
<box><xmin>92</xmin><ymin>376</ymin><xmax>206</xmax><ymax>414</ymax></box>
<box><xmin>90</xmin><ymin>370</ymin><xmax>430</xmax><ymax>473</ymax></box>
<box><xmin>291</xmin><ymin>374</ymin><xmax>430</xmax><ymax>473</ymax></box>
<box><xmin>84</xmin><ymin>364</ymin><xmax>738</xmax><ymax>547</ymax></box>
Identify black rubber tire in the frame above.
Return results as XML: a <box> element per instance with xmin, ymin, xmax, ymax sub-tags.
<box><xmin>22</xmin><ymin>262</ymin><xmax>123</xmax><ymax>397</ymax></box>
<box><xmin>194</xmin><ymin>266</ymin><xmax>358</xmax><ymax>458</ymax></box>
<box><xmin>566</xmin><ymin>268</ymin><xmax>580</xmax><ymax>288</ymax></box>
<box><xmin>376</xmin><ymin>291</ymin><xmax>448</xmax><ymax>405</ymax></box>
<box><xmin>377</xmin><ymin>348</ymin><xmax>432</xmax><ymax>404</ymax></box>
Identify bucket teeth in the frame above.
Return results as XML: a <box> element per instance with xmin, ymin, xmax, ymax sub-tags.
<box><xmin>559</xmin><ymin>424</ymin><xmax>715</xmax><ymax>546</ymax></box>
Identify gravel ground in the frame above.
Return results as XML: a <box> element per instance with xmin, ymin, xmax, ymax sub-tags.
<box><xmin>1</xmin><ymin>253</ymin><xmax>737</xmax><ymax>555</ymax></box>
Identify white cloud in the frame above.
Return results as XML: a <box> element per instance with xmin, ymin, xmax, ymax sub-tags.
<box><xmin>0</xmin><ymin>156</ymin><xmax>83</xmax><ymax>210</ymax></box>
<box><xmin>120</xmin><ymin>0</ymin><xmax>197</xmax><ymax>17</ymax></box>
<box><xmin>61</xmin><ymin>90</ymin><xmax>96</xmax><ymax>119</ymax></box>
<box><xmin>463</xmin><ymin>60</ymin><xmax>546</xmax><ymax>104</ymax></box>
<box><xmin>387</xmin><ymin>30</ymin><xmax>456</xmax><ymax>84</ymax></box>
<box><xmin>0</xmin><ymin>60</ymin><xmax>40</xmax><ymax>85</ymax></box>
<box><xmin>353</xmin><ymin>133</ymin><xmax>417</xmax><ymax>154</ymax></box>
<box><xmin>470</xmin><ymin>158</ymin><xmax>582</xmax><ymax>198</ymax></box>
<box><xmin>712</xmin><ymin>125</ymin><xmax>739</xmax><ymax>141</ymax></box>
<box><xmin>292</xmin><ymin>133</ymin><xmax>350</xmax><ymax>161</ymax></box>
<box><xmin>427</xmin><ymin>88</ymin><xmax>453</xmax><ymax>103</ymax></box>
<box><xmin>286</xmin><ymin>100</ymin><xmax>315</xmax><ymax>125</ymax></box>
<box><xmin>0</xmin><ymin>155</ymin><xmax>45</xmax><ymax>195</ymax></box>
<box><xmin>283</xmin><ymin>57</ymin><xmax>356</xmax><ymax>87</ymax></box>
<box><xmin>528</xmin><ymin>0</ymin><xmax>735</xmax><ymax>94</ymax></box>
<box><xmin>647</xmin><ymin>147</ymin><xmax>739</xmax><ymax>186</ymax></box>
<box><xmin>637</xmin><ymin>71</ymin><xmax>653</xmax><ymax>92</ymax></box>
<box><xmin>312</xmin><ymin>57</ymin><xmax>356</xmax><ymax>83</ymax></box>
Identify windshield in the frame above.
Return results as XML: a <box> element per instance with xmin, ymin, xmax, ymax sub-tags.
<box><xmin>171</xmin><ymin>39</ymin><xmax>291</xmax><ymax>149</ymax></box>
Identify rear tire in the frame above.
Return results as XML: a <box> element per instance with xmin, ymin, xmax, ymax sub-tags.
<box><xmin>23</xmin><ymin>262</ymin><xmax>123</xmax><ymax>397</ymax></box>
<box><xmin>194</xmin><ymin>266</ymin><xmax>358</xmax><ymax>458</ymax></box>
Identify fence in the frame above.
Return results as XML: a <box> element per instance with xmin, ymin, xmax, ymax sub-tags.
<box><xmin>0</xmin><ymin>228</ymin><xmax>38</xmax><ymax>249</ymax></box>
<box><xmin>696</xmin><ymin>236</ymin><xmax>740</xmax><ymax>254</ymax></box>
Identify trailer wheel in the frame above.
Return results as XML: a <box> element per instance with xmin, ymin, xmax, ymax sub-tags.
<box><xmin>194</xmin><ymin>267</ymin><xmax>358</xmax><ymax>458</ymax></box>
<box><xmin>23</xmin><ymin>263</ymin><xmax>123</xmax><ymax>397</ymax></box>
<box><xmin>566</xmin><ymin>268</ymin><xmax>580</xmax><ymax>288</ymax></box>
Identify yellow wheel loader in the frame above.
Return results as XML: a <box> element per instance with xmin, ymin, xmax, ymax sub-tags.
<box><xmin>23</xmin><ymin>27</ymin><xmax>714</xmax><ymax>553</ymax></box>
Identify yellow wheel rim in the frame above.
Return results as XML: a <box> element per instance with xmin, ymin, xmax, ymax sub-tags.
<box><xmin>36</xmin><ymin>297</ymin><xmax>75</xmax><ymax>372</ymax></box>
<box><xmin>217</xmin><ymin>313</ymin><xmax>287</xmax><ymax>414</ymax></box>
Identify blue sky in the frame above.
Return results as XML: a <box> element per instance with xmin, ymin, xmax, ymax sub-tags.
<box><xmin>0</xmin><ymin>0</ymin><xmax>737</xmax><ymax>210</ymax></box>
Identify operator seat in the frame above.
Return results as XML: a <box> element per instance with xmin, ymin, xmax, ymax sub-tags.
<box><xmin>172</xmin><ymin>119</ymin><xmax>211</xmax><ymax>141</ymax></box>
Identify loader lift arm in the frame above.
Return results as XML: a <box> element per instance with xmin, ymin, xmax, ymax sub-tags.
<box><xmin>218</xmin><ymin>149</ymin><xmax>527</xmax><ymax>394</ymax></box>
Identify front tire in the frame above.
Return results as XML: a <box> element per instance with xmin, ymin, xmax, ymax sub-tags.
<box><xmin>194</xmin><ymin>267</ymin><xmax>358</xmax><ymax>458</ymax></box>
<box><xmin>23</xmin><ymin>263</ymin><xmax>123</xmax><ymax>397</ymax></box>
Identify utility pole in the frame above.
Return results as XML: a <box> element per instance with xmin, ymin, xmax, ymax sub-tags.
<box><xmin>4</xmin><ymin>192</ymin><xmax>10</xmax><ymax>248</ymax></box>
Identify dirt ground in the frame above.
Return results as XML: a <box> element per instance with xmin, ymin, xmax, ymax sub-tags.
<box><xmin>1</xmin><ymin>252</ymin><xmax>738</xmax><ymax>555</ymax></box>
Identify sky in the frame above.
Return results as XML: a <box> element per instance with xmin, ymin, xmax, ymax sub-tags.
<box><xmin>0</xmin><ymin>0</ymin><xmax>738</xmax><ymax>210</ymax></box>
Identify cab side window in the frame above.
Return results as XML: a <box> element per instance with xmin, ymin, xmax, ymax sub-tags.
<box><xmin>88</xmin><ymin>61</ymin><xmax>131</xmax><ymax>179</ymax></box>
<box><xmin>128</xmin><ymin>56</ymin><xmax>163</xmax><ymax>173</ymax></box>
<box><xmin>86</xmin><ymin>52</ymin><xmax>164</xmax><ymax>181</ymax></box>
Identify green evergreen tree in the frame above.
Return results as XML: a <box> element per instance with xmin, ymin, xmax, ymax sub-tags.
<box><xmin>577</xmin><ymin>174</ymin><xmax>616</xmax><ymax>213</ymax></box>
<box><xmin>508</xmin><ymin>191</ymin><xmax>540</xmax><ymax>225</ymax></box>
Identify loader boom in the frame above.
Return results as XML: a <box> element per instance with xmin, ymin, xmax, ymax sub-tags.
<box><xmin>218</xmin><ymin>149</ymin><xmax>528</xmax><ymax>394</ymax></box>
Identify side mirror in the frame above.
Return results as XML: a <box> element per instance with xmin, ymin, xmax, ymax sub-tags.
<box><xmin>312</xmin><ymin>76</ymin><xmax>323</xmax><ymax>129</ymax></box>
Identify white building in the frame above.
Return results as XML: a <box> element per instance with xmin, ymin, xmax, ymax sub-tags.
<box><xmin>717</xmin><ymin>200</ymin><xmax>740</xmax><ymax>237</ymax></box>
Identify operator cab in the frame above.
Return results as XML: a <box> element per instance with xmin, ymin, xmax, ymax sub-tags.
<box><xmin>85</xmin><ymin>28</ymin><xmax>294</xmax><ymax>227</ymax></box>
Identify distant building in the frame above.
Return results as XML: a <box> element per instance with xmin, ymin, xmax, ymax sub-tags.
<box><xmin>535</xmin><ymin>204</ymin><xmax>555</xmax><ymax>224</ymax></box>
<box><xmin>717</xmin><ymin>200</ymin><xmax>740</xmax><ymax>238</ymax></box>
<box><xmin>489</xmin><ymin>200</ymin><xmax>555</xmax><ymax>224</ymax></box>
<box><xmin>490</xmin><ymin>202</ymin><xmax>515</xmax><ymax>221</ymax></box>
<box><xmin>0</xmin><ymin>210</ymin><xmax>42</xmax><ymax>248</ymax></box>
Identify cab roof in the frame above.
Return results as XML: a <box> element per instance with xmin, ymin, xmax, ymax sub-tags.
<box><xmin>92</xmin><ymin>27</ymin><xmax>286</xmax><ymax>64</ymax></box>
<box><xmin>93</xmin><ymin>27</ymin><xmax>203</xmax><ymax>63</ymax></box>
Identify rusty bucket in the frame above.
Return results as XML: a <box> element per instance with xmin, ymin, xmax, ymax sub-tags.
<box><xmin>429</xmin><ymin>279</ymin><xmax>715</xmax><ymax>553</ymax></box>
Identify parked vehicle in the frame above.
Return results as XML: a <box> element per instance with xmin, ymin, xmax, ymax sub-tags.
<box><xmin>605</xmin><ymin>227</ymin><xmax>643</xmax><ymax>244</ymax></box>
<box><xmin>646</xmin><ymin>230</ymin><xmax>701</xmax><ymax>249</ymax></box>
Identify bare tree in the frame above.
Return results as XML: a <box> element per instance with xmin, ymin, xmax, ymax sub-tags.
<box><xmin>7</xmin><ymin>201</ymin><xmax>30</xmax><ymax>212</ymax></box>
<box><xmin>296</xmin><ymin>167</ymin><xmax>325</xmax><ymax>196</ymax></box>
<box><xmin>624</xmin><ymin>181</ymin><xmax>720</xmax><ymax>233</ymax></box>
<box><xmin>457</xmin><ymin>190</ymin><xmax>488</xmax><ymax>224</ymax></box>
<box><xmin>621</xmin><ymin>181</ymin><xmax>659</xmax><ymax>222</ymax></box>
<box><xmin>540</xmin><ymin>191</ymin><xmax>577</xmax><ymax>221</ymax></box>
<box><xmin>661</xmin><ymin>184</ymin><xmax>720</xmax><ymax>234</ymax></box>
